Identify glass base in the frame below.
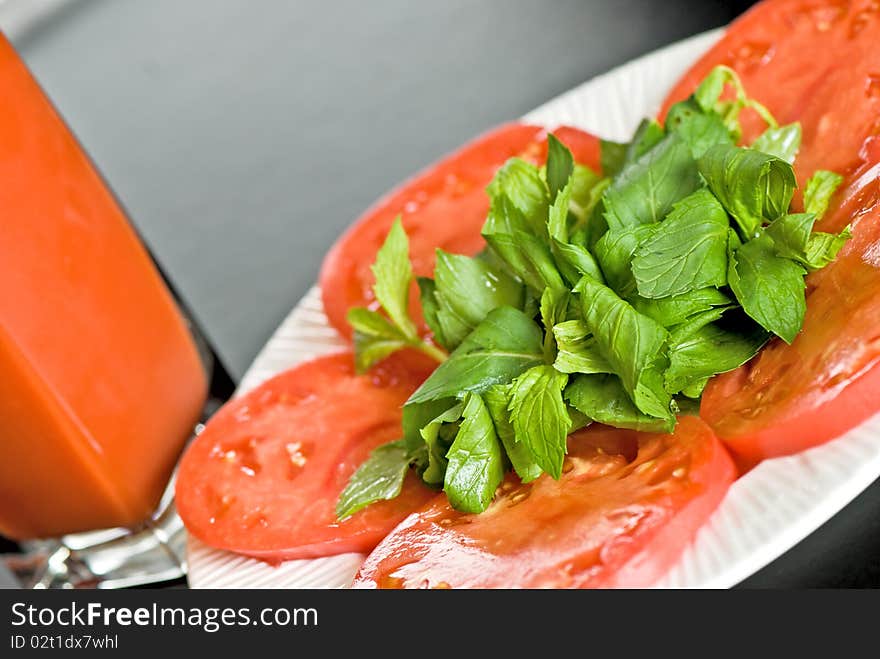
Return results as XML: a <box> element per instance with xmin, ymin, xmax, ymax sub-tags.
<box><xmin>2</xmin><ymin>346</ymin><xmax>235</xmax><ymax>589</ymax></box>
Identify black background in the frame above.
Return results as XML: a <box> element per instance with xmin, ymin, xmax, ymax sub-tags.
<box><xmin>1</xmin><ymin>0</ymin><xmax>878</xmax><ymax>588</ymax></box>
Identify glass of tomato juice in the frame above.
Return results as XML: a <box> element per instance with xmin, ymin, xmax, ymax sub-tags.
<box><xmin>0</xmin><ymin>31</ymin><xmax>219</xmax><ymax>575</ymax></box>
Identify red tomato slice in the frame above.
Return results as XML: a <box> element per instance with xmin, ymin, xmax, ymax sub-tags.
<box><xmin>661</xmin><ymin>0</ymin><xmax>880</xmax><ymax>189</ymax></box>
<box><xmin>175</xmin><ymin>351</ymin><xmax>437</xmax><ymax>562</ymax></box>
<box><xmin>352</xmin><ymin>416</ymin><xmax>734</xmax><ymax>589</ymax></box>
<box><xmin>319</xmin><ymin>123</ymin><xmax>602</xmax><ymax>339</ymax></box>
<box><xmin>661</xmin><ymin>0</ymin><xmax>880</xmax><ymax>468</ymax></box>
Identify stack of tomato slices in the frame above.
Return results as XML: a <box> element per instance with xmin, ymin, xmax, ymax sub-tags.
<box><xmin>176</xmin><ymin>0</ymin><xmax>880</xmax><ymax>588</ymax></box>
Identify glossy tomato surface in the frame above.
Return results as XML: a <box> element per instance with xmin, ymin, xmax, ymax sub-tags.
<box><xmin>352</xmin><ymin>416</ymin><xmax>734</xmax><ymax>588</ymax></box>
<box><xmin>662</xmin><ymin>0</ymin><xmax>880</xmax><ymax>467</ymax></box>
<box><xmin>319</xmin><ymin>123</ymin><xmax>602</xmax><ymax>339</ymax></box>
<box><xmin>176</xmin><ymin>351</ymin><xmax>436</xmax><ymax>562</ymax></box>
<box><xmin>661</xmin><ymin>0</ymin><xmax>880</xmax><ymax>190</ymax></box>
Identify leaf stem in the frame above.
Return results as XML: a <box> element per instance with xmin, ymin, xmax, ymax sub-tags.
<box><xmin>414</xmin><ymin>340</ymin><xmax>448</xmax><ymax>364</ymax></box>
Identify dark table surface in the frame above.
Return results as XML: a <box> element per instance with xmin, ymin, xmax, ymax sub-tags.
<box><xmin>2</xmin><ymin>0</ymin><xmax>878</xmax><ymax>587</ymax></box>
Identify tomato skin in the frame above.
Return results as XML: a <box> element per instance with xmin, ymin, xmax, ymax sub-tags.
<box><xmin>175</xmin><ymin>351</ymin><xmax>437</xmax><ymax>563</ymax></box>
<box><xmin>352</xmin><ymin>416</ymin><xmax>734</xmax><ymax>589</ymax></box>
<box><xmin>662</xmin><ymin>0</ymin><xmax>880</xmax><ymax>466</ymax></box>
<box><xmin>319</xmin><ymin>123</ymin><xmax>602</xmax><ymax>339</ymax></box>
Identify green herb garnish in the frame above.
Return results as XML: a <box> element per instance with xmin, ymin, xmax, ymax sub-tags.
<box><xmin>338</xmin><ymin>66</ymin><xmax>851</xmax><ymax>517</ymax></box>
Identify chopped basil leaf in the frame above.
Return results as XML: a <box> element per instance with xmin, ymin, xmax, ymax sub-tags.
<box><xmin>565</xmin><ymin>373</ymin><xmax>672</xmax><ymax>432</ymax></box>
<box><xmin>728</xmin><ymin>234</ymin><xmax>806</xmax><ymax>343</ymax></box>
<box><xmin>699</xmin><ymin>144</ymin><xmax>796</xmax><ymax>239</ymax></box>
<box><xmin>665</xmin><ymin>315</ymin><xmax>769</xmax><ymax>394</ymax></box>
<box><xmin>594</xmin><ymin>225</ymin><xmax>656</xmax><ymax>297</ymax></box>
<box><xmin>419</xmin><ymin>401</ymin><xmax>465</xmax><ymax>485</ymax></box>
<box><xmin>407</xmin><ymin>306</ymin><xmax>544</xmax><ymax>404</ymax></box>
<box><xmin>552</xmin><ymin>320</ymin><xmax>613</xmax><ymax>375</ymax></box>
<box><xmin>443</xmin><ymin>393</ymin><xmax>505</xmax><ymax>513</ymax></box>
<box><xmin>803</xmin><ymin>169</ymin><xmax>844</xmax><ymax>220</ymax></box>
<box><xmin>508</xmin><ymin>365</ymin><xmax>571</xmax><ymax>479</ymax></box>
<box><xmin>483</xmin><ymin>384</ymin><xmax>542</xmax><ymax>483</ymax></box>
<box><xmin>546</xmin><ymin>133</ymin><xmax>574</xmax><ymax>202</ymax></box>
<box><xmin>336</xmin><ymin>440</ymin><xmax>411</xmax><ymax>520</ymax></box>
<box><xmin>751</xmin><ymin>123</ymin><xmax>801</xmax><ymax>164</ymax></box>
<box><xmin>432</xmin><ymin>250</ymin><xmax>523</xmax><ymax>349</ymax></box>
<box><xmin>576</xmin><ymin>276</ymin><xmax>671</xmax><ymax>419</ymax></box>
<box><xmin>603</xmin><ymin>133</ymin><xmax>701</xmax><ymax>231</ymax></box>
<box><xmin>632</xmin><ymin>189</ymin><xmax>729</xmax><ymax>299</ymax></box>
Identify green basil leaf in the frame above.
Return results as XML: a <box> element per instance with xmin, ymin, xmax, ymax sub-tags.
<box><xmin>600</xmin><ymin>139</ymin><xmax>628</xmax><ymax>178</ymax></box>
<box><xmin>631</xmin><ymin>287</ymin><xmax>731</xmax><ymax>328</ymax></box>
<box><xmin>728</xmin><ymin>234</ymin><xmax>806</xmax><ymax>343</ymax></box>
<box><xmin>336</xmin><ymin>439</ymin><xmax>411</xmax><ymax>519</ymax></box>
<box><xmin>540</xmin><ymin>286</ymin><xmax>570</xmax><ymax>361</ymax></box>
<box><xmin>552</xmin><ymin>239</ymin><xmax>605</xmax><ymax>287</ymax></box>
<box><xmin>665</xmin><ymin>315</ymin><xmax>769</xmax><ymax>394</ymax></box>
<box><xmin>483</xmin><ymin>384</ymin><xmax>542</xmax><ymax>483</ymax></box>
<box><xmin>569</xmin><ymin>165</ymin><xmax>608</xmax><ymax>223</ymax></box>
<box><xmin>565</xmin><ymin>373</ymin><xmax>673</xmax><ymax>432</ymax></box>
<box><xmin>665</xmin><ymin>98</ymin><xmax>734</xmax><ymax>158</ymax></box>
<box><xmin>625</xmin><ymin>118</ymin><xmax>666</xmax><ymax>162</ymax></box>
<box><xmin>443</xmin><ymin>393</ymin><xmax>505</xmax><ymax>513</ymax></box>
<box><xmin>350</xmin><ymin>334</ymin><xmax>410</xmax><ymax>374</ymax></box>
<box><xmin>569</xmin><ymin>173</ymin><xmax>611</xmax><ymax>243</ymax></box>
<box><xmin>546</xmin><ymin>133</ymin><xmax>574</xmax><ymax>203</ymax></box>
<box><xmin>347</xmin><ymin>308</ymin><xmax>408</xmax><ymax>373</ymax></box>
<box><xmin>691</xmin><ymin>65</ymin><xmax>778</xmax><ymax>138</ymax></box>
<box><xmin>681</xmin><ymin>378</ymin><xmax>710</xmax><ymax>400</ymax></box>
<box><xmin>766</xmin><ymin>213</ymin><xmax>852</xmax><ymax>272</ymax></box>
<box><xmin>486</xmin><ymin>158</ymin><xmax>549</xmax><ymax>236</ymax></box>
<box><xmin>416</xmin><ymin>276</ymin><xmax>449</xmax><ymax>350</ymax></box>
<box><xmin>666</xmin><ymin>307</ymin><xmax>730</xmax><ymax>345</ymax></box>
<box><xmin>484</xmin><ymin>190</ymin><xmax>532</xmax><ymax>236</ymax></box>
<box><xmin>432</xmin><ymin>250</ymin><xmax>524</xmax><ymax>350</ymax></box>
<box><xmin>803</xmin><ymin>226</ymin><xmax>852</xmax><ymax>270</ymax></box>
<box><xmin>765</xmin><ymin>212</ymin><xmax>814</xmax><ymax>257</ymax></box>
<box><xmin>483</xmin><ymin>229</ymin><xmax>566</xmax><ymax>294</ymax></box>
<box><xmin>575</xmin><ymin>276</ymin><xmax>671</xmax><ymax>418</ymax></box>
<box><xmin>632</xmin><ymin>188</ymin><xmax>730</xmax><ymax>298</ymax></box>
<box><xmin>693</xmin><ymin>65</ymin><xmax>736</xmax><ymax>113</ymax></box>
<box><xmin>508</xmin><ymin>365</ymin><xmax>570</xmax><ymax>479</ymax></box>
<box><xmin>803</xmin><ymin>170</ymin><xmax>844</xmax><ymax>220</ymax></box>
<box><xmin>419</xmin><ymin>401</ymin><xmax>465</xmax><ymax>485</ymax></box>
<box><xmin>699</xmin><ymin>144</ymin><xmax>796</xmax><ymax>238</ymax></box>
<box><xmin>751</xmin><ymin>123</ymin><xmax>801</xmax><ymax>164</ymax></box>
<box><xmin>594</xmin><ymin>225</ymin><xmax>657</xmax><ymax>297</ymax></box>
<box><xmin>402</xmin><ymin>397</ymin><xmax>457</xmax><ymax>456</ymax></box>
<box><xmin>407</xmin><ymin>306</ymin><xmax>544</xmax><ymax>404</ymax></box>
<box><xmin>603</xmin><ymin>133</ymin><xmax>701</xmax><ymax>231</ymax></box>
<box><xmin>547</xmin><ymin>179</ymin><xmax>573</xmax><ymax>244</ymax></box>
<box><xmin>552</xmin><ymin>320</ymin><xmax>613</xmax><ymax>374</ymax></box>
<box><xmin>371</xmin><ymin>217</ymin><xmax>417</xmax><ymax>339</ymax></box>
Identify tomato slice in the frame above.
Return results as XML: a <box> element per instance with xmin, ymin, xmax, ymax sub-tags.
<box><xmin>175</xmin><ymin>351</ymin><xmax>437</xmax><ymax>562</ymax></box>
<box><xmin>352</xmin><ymin>416</ymin><xmax>734</xmax><ymax>589</ymax></box>
<box><xmin>319</xmin><ymin>123</ymin><xmax>602</xmax><ymax>339</ymax></box>
<box><xmin>661</xmin><ymin>0</ymin><xmax>880</xmax><ymax>467</ymax></box>
<box><xmin>661</xmin><ymin>0</ymin><xmax>880</xmax><ymax>189</ymax></box>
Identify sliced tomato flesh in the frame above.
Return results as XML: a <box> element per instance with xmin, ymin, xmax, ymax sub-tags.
<box><xmin>661</xmin><ymin>0</ymin><xmax>880</xmax><ymax>189</ymax></box>
<box><xmin>319</xmin><ymin>123</ymin><xmax>602</xmax><ymax>340</ymax></box>
<box><xmin>175</xmin><ymin>351</ymin><xmax>437</xmax><ymax>562</ymax></box>
<box><xmin>352</xmin><ymin>416</ymin><xmax>734</xmax><ymax>589</ymax></box>
<box><xmin>661</xmin><ymin>0</ymin><xmax>880</xmax><ymax>466</ymax></box>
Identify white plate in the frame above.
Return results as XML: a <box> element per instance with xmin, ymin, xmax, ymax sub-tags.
<box><xmin>187</xmin><ymin>27</ymin><xmax>880</xmax><ymax>588</ymax></box>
